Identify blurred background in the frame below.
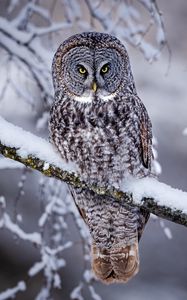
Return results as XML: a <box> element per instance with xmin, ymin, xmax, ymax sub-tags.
<box><xmin>0</xmin><ymin>0</ymin><xmax>187</xmax><ymax>299</ymax></box>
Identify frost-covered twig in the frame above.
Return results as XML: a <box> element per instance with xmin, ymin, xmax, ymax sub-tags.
<box><xmin>0</xmin><ymin>0</ymin><xmax>170</xmax><ymax>124</ymax></box>
<box><xmin>84</xmin><ymin>0</ymin><xmax>168</xmax><ymax>61</ymax></box>
<box><xmin>0</xmin><ymin>281</ymin><xmax>26</xmax><ymax>300</ymax></box>
<box><xmin>0</xmin><ymin>116</ymin><xmax>187</xmax><ymax>227</ymax></box>
<box><xmin>0</xmin><ymin>195</ymin><xmax>41</xmax><ymax>244</ymax></box>
<box><xmin>0</xmin><ymin>190</ymin><xmax>74</xmax><ymax>299</ymax></box>
<box><xmin>0</xmin><ymin>212</ymin><xmax>42</xmax><ymax>245</ymax></box>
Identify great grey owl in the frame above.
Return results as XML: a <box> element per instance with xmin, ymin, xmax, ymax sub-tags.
<box><xmin>49</xmin><ymin>32</ymin><xmax>153</xmax><ymax>283</ymax></box>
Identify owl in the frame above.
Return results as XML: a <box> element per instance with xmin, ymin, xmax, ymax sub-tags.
<box><xmin>49</xmin><ymin>32</ymin><xmax>153</xmax><ymax>283</ymax></box>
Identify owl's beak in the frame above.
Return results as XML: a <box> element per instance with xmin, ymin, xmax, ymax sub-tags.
<box><xmin>92</xmin><ymin>82</ymin><xmax>97</xmax><ymax>92</ymax></box>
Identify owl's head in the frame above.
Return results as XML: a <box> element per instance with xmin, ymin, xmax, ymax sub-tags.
<box><xmin>52</xmin><ymin>32</ymin><xmax>136</xmax><ymax>103</ymax></box>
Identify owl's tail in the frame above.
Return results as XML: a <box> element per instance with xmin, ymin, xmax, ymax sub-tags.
<box><xmin>91</xmin><ymin>241</ymin><xmax>139</xmax><ymax>284</ymax></box>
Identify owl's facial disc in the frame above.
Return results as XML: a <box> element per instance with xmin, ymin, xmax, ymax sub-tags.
<box><xmin>62</xmin><ymin>46</ymin><xmax>123</xmax><ymax>103</ymax></box>
<box><xmin>73</xmin><ymin>59</ymin><xmax>119</xmax><ymax>103</ymax></box>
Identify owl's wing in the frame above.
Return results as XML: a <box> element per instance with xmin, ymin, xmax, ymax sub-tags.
<box><xmin>138</xmin><ymin>207</ymin><xmax>150</xmax><ymax>241</ymax></box>
<box><xmin>140</xmin><ymin>112</ymin><xmax>152</xmax><ymax>170</ymax></box>
<box><xmin>68</xmin><ymin>186</ymin><xmax>88</xmax><ymax>224</ymax></box>
<box><xmin>138</xmin><ymin>105</ymin><xmax>152</xmax><ymax>239</ymax></box>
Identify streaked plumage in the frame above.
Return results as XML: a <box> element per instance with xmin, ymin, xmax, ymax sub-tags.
<box><xmin>49</xmin><ymin>32</ymin><xmax>153</xmax><ymax>283</ymax></box>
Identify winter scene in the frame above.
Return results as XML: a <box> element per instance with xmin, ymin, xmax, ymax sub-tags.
<box><xmin>0</xmin><ymin>1</ymin><xmax>187</xmax><ymax>300</ymax></box>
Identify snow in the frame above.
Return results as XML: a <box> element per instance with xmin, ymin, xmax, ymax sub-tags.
<box><xmin>0</xmin><ymin>213</ymin><xmax>42</xmax><ymax>245</ymax></box>
<box><xmin>33</xmin><ymin>22</ymin><xmax>71</xmax><ymax>36</ymax></box>
<box><xmin>36</xmin><ymin>112</ymin><xmax>49</xmax><ymax>131</ymax></box>
<box><xmin>164</xmin><ymin>227</ymin><xmax>173</xmax><ymax>239</ymax></box>
<box><xmin>16</xmin><ymin>214</ymin><xmax>23</xmax><ymax>223</ymax></box>
<box><xmin>0</xmin><ymin>17</ymin><xmax>32</xmax><ymax>44</ymax></box>
<box><xmin>38</xmin><ymin>197</ymin><xmax>57</xmax><ymax>227</ymax></box>
<box><xmin>183</xmin><ymin>128</ymin><xmax>187</xmax><ymax>136</ymax></box>
<box><xmin>43</xmin><ymin>162</ymin><xmax>50</xmax><ymax>171</ymax></box>
<box><xmin>29</xmin><ymin>247</ymin><xmax>66</xmax><ymax>286</ymax></box>
<box><xmin>35</xmin><ymin>287</ymin><xmax>49</xmax><ymax>300</ymax></box>
<box><xmin>70</xmin><ymin>283</ymin><xmax>83</xmax><ymax>300</ymax></box>
<box><xmin>7</xmin><ymin>0</ymin><xmax>20</xmax><ymax>14</ymax></box>
<box><xmin>0</xmin><ymin>281</ymin><xmax>26</xmax><ymax>300</ymax></box>
<box><xmin>0</xmin><ymin>157</ymin><xmax>23</xmax><ymax>169</ymax></box>
<box><xmin>11</xmin><ymin>2</ymin><xmax>50</xmax><ymax>28</ymax></box>
<box><xmin>54</xmin><ymin>273</ymin><xmax>61</xmax><ymax>288</ymax></box>
<box><xmin>123</xmin><ymin>177</ymin><xmax>187</xmax><ymax>213</ymax></box>
<box><xmin>27</xmin><ymin>3</ymin><xmax>50</xmax><ymax>21</ymax></box>
<box><xmin>83</xmin><ymin>269</ymin><xmax>94</xmax><ymax>283</ymax></box>
<box><xmin>0</xmin><ymin>196</ymin><xmax>5</xmax><ymax>207</ymax></box>
<box><xmin>153</xmin><ymin>160</ymin><xmax>162</xmax><ymax>175</ymax></box>
<box><xmin>88</xmin><ymin>286</ymin><xmax>102</xmax><ymax>300</ymax></box>
<box><xmin>160</xmin><ymin>220</ymin><xmax>173</xmax><ymax>239</ymax></box>
<box><xmin>0</xmin><ymin>116</ymin><xmax>78</xmax><ymax>173</ymax></box>
<box><xmin>28</xmin><ymin>243</ymin><xmax>71</xmax><ymax>277</ymax></box>
<box><xmin>28</xmin><ymin>261</ymin><xmax>45</xmax><ymax>277</ymax></box>
<box><xmin>156</xmin><ymin>27</ymin><xmax>165</xmax><ymax>44</ymax></box>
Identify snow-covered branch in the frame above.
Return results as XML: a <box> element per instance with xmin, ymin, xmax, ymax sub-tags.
<box><xmin>0</xmin><ymin>116</ymin><xmax>187</xmax><ymax>228</ymax></box>
<box><xmin>0</xmin><ymin>282</ymin><xmax>26</xmax><ymax>300</ymax></box>
<box><xmin>84</xmin><ymin>0</ymin><xmax>169</xmax><ymax>62</ymax></box>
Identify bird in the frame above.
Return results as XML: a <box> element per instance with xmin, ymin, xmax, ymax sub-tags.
<box><xmin>49</xmin><ymin>32</ymin><xmax>153</xmax><ymax>284</ymax></box>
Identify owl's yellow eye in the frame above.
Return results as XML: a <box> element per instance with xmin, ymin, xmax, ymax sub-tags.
<box><xmin>101</xmin><ymin>64</ymin><xmax>109</xmax><ymax>74</ymax></box>
<box><xmin>78</xmin><ymin>66</ymin><xmax>87</xmax><ymax>74</ymax></box>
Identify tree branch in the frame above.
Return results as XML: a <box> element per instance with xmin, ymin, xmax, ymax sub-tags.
<box><xmin>0</xmin><ymin>116</ymin><xmax>187</xmax><ymax>227</ymax></box>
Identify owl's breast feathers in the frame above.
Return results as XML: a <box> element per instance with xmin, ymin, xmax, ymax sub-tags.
<box><xmin>49</xmin><ymin>93</ymin><xmax>152</xmax><ymax>184</ymax></box>
<box><xmin>49</xmin><ymin>92</ymin><xmax>152</xmax><ymax>283</ymax></box>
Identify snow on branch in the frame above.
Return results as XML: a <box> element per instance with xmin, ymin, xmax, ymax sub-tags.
<box><xmin>84</xmin><ymin>0</ymin><xmax>169</xmax><ymax>62</ymax></box>
<box><xmin>0</xmin><ymin>281</ymin><xmax>26</xmax><ymax>300</ymax></box>
<box><xmin>0</xmin><ymin>116</ymin><xmax>187</xmax><ymax>227</ymax></box>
